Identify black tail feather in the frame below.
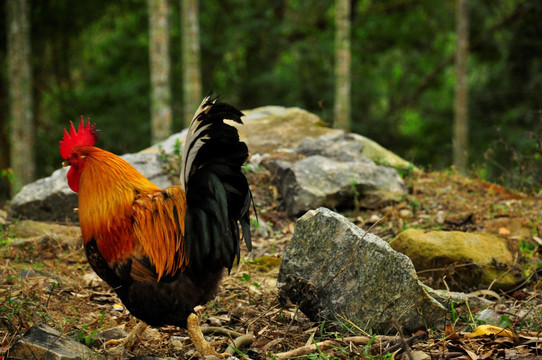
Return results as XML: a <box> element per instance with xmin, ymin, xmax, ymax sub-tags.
<box><xmin>182</xmin><ymin>93</ymin><xmax>254</xmax><ymax>273</ymax></box>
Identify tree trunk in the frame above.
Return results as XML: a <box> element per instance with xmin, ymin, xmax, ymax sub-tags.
<box><xmin>181</xmin><ymin>0</ymin><xmax>202</xmax><ymax>127</ymax></box>
<box><xmin>148</xmin><ymin>0</ymin><xmax>172</xmax><ymax>144</ymax></box>
<box><xmin>0</xmin><ymin>83</ymin><xmax>9</xmax><ymax>202</ymax></box>
<box><xmin>334</xmin><ymin>0</ymin><xmax>351</xmax><ymax>130</ymax></box>
<box><xmin>453</xmin><ymin>0</ymin><xmax>469</xmax><ymax>174</ymax></box>
<box><xmin>7</xmin><ymin>0</ymin><xmax>34</xmax><ymax>195</ymax></box>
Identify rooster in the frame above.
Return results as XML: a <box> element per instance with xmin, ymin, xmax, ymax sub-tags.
<box><xmin>59</xmin><ymin>94</ymin><xmax>253</xmax><ymax>357</ymax></box>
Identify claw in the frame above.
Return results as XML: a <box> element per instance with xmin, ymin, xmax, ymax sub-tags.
<box><xmin>103</xmin><ymin>321</ymin><xmax>148</xmax><ymax>350</ymax></box>
<box><xmin>187</xmin><ymin>312</ymin><xmax>230</xmax><ymax>358</ymax></box>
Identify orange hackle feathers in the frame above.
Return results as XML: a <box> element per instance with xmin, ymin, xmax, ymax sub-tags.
<box><xmin>77</xmin><ymin>148</ymin><xmax>156</xmax><ymax>258</ymax></box>
<box><xmin>59</xmin><ymin>116</ymin><xmax>100</xmax><ymax>159</ymax></box>
<box><xmin>76</xmin><ymin>147</ymin><xmax>188</xmax><ymax>280</ymax></box>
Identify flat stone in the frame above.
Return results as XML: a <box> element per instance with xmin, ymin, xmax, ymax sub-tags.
<box><xmin>8</xmin><ymin>324</ymin><xmax>105</xmax><ymax>360</ymax></box>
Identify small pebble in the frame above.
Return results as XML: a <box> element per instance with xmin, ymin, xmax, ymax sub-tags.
<box><xmin>475</xmin><ymin>308</ymin><xmax>501</xmax><ymax>325</ymax></box>
<box><xmin>208</xmin><ymin>317</ymin><xmax>222</xmax><ymax>327</ymax></box>
<box><xmin>169</xmin><ymin>335</ymin><xmax>189</xmax><ymax>351</ymax></box>
<box><xmin>435</xmin><ymin>210</ymin><xmax>446</xmax><ymax>224</ymax></box>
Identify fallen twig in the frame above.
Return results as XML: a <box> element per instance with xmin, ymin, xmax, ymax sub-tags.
<box><xmin>429</xmin><ymin>351</ymin><xmax>468</xmax><ymax>358</ymax></box>
<box><xmin>383</xmin><ymin>332</ymin><xmax>427</xmax><ymax>355</ymax></box>
<box><xmin>467</xmin><ymin>289</ymin><xmax>501</xmax><ymax>300</ymax></box>
<box><xmin>273</xmin><ymin>339</ymin><xmax>338</xmax><ymax>360</ymax></box>
<box><xmin>202</xmin><ymin>326</ymin><xmax>244</xmax><ymax>338</ymax></box>
<box><xmin>392</xmin><ymin>318</ymin><xmax>414</xmax><ymax>360</ymax></box>
<box><xmin>272</xmin><ymin>335</ymin><xmax>395</xmax><ymax>360</ymax></box>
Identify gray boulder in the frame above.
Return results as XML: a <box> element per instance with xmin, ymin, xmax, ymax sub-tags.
<box><xmin>268</xmin><ymin>156</ymin><xmax>406</xmax><ymax>216</ymax></box>
<box><xmin>277</xmin><ymin>208</ymin><xmax>446</xmax><ymax>334</ymax></box>
<box><xmin>145</xmin><ymin>128</ymin><xmax>187</xmax><ymax>154</ymax></box>
<box><xmin>265</xmin><ymin>133</ymin><xmax>407</xmax><ymax>216</ymax></box>
<box><xmin>10</xmin><ymin>167</ymin><xmax>77</xmax><ymax>222</ymax></box>
<box><xmin>8</xmin><ymin>324</ymin><xmax>105</xmax><ymax>360</ymax></box>
<box><xmin>297</xmin><ymin>132</ymin><xmax>368</xmax><ymax>162</ymax></box>
<box><xmin>10</xmin><ymin>153</ymin><xmax>173</xmax><ymax>222</ymax></box>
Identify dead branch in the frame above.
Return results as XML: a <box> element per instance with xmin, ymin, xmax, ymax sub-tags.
<box><xmin>202</xmin><ymin>326</ymin><xmax>244</xmax><ymax>338</ymax></box>
<box><xmin>272</xmin><ymin>335</ymin><xmax>396</xmax><ymax>360</ymax></box>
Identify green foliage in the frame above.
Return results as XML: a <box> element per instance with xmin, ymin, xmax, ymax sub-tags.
<box><xmin>481</xmin><ymin>126</ymin><xmax>542</xmax><ymax>192</ymax></box>
<box><xmin>2</xmin><ymin>0</ymin><xmax>540</xmax><ymax>192</ymax></box>
<box><xmin>498</xmin><ymin>314</ymin><xmax>512</xmax><ymax>329</ymax></box>
<box><xmin>409</xmin><ymin>198</ymin><xmax>420</xmax><ymax>214</ymax></box>
<box><xmin>73</xmin><ymin>2</ymin><xmax>151</xmax><ymax>155</ymax></box>
<box><xmin>519</xmin><ymin>239</ymin><xmax>536</xmax><ymax>258</ymax></box>
<box><xmin>0</xmin><ymin>168</ymin><xmax>13</xmax><ymax>184</ymax></box>
<box><xmin>74</xmin><ymin>311</ymin><xmax>105</xmax><ymax>346</ymax></box>
<box><xmin>0</xmin><ymin>230</ymin><xmax>11</xmax><ymax>248</ymax></box>
<box><xmin>238</xmin><ymin>272</ymin><xmax>260</xmax><ymax>288</ymax></box>
<box><xmin>250</xmin><ymin>217</ymin><xmax>261</xmax><ymax>229</ymax></box>
<box><xmin>173</xmin><ymin>138</ymin><xmax>182</xmax><ymax>157</ymax></box>
<box><xmin>363</xmin><ymin>334</ymin><xmax>393</xmax><ymax>359</ymax></box>
<box><xmin>450</xmin><ymin>300</ymin><xmax>458</xmax><ymax>325</ymax></box>
<box><xmin>74</xmin><ymin>327</ymin><xmax>99</xmax><ymax>347</ymax></box>
<box><xmin>350</xmin><ymin>179</ymin><xmax>361</xmax><ymax>216</ymax></box>
<box><xmin>0</xmin><ymin>293</ymin><xmax>51</xmax><ymax>324</ymax></box>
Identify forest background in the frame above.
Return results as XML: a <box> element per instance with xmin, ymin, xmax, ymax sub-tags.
<box><xmin>1</xmin><ymin>0</ymin><xmax>541</xmax><ymax>203</ymax></box>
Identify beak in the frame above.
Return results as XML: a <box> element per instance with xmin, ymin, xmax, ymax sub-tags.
<box><xmin>62</xmin><ymin>160</ymin><xmax>70</xmax><ymax>167</ymax></box>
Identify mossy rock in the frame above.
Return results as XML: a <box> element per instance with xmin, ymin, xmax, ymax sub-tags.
<box><xmin>390</xmin><ymin>228</ymin><xmax>524</xmax><ymax>291</ymax></box>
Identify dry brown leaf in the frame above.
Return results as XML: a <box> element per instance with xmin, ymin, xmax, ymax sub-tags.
<box><xmin>520</xmin><ymin>336</ymin><xmax>542</xmax><ymax>345</ymax></box>
<box><xmin>464</xmin><ymin>348</ymin><xmax>478</xmax><ymax>360</ymax></box>
<box><xmin>480</xmin><ymin>349</ymin><xmax>494</xmax><ymax>359</ymax></box>
<box><xmin>445</xmin><ymin>324</ymin><xmax>459</xmax><ymax>340</ymax></box>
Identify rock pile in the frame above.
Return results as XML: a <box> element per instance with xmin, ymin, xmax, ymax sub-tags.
<box><xmin>10</xmin><ymin>106</ymin><xmax>413</xmax><ymax>222</ymax></box>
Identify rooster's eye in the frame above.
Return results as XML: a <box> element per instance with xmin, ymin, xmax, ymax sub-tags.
<box><xmin>71</xmin><ymin>153</ymin><xmax>85</xmax><ymax>162</ymax></box>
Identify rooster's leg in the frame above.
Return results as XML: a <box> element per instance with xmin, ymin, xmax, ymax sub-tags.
<box><xmin>104</xmin><ymin>320</ymin><xmax>148</xmax><ymax>349</ymax></box>
<box><xmin>187</xmin><ymin>312</ymin><xmax>226</xmax><ymax>358</ymax></box>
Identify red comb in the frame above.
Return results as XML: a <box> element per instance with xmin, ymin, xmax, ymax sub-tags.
<box><xmin>59</xmin><ymin>116</ymin><xmax>100</xmax><ymax>159</ymax></box>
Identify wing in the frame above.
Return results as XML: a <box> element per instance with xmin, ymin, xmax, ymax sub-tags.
<box><xmin>130</xmin><ymin>186</ymin><xmax>188</xmax><ymax>281</ymax></box>
<box><xmin>181</xmin><ymin>93</ymin><xmax>253</xmax><ymax>272</ymax></box>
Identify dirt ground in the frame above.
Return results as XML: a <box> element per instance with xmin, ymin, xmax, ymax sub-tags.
<box><xmin>1</xmin><ymin>170</ymin><xmax>541</xmax><ymax>359</ymax></box>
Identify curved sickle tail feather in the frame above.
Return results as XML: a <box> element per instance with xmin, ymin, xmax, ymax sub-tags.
<box><xmin>182</xmin><ymin>92</ymin><xmax>253</xmax><ymax>273</ymax></box>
